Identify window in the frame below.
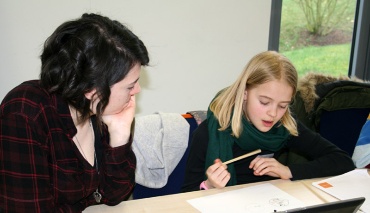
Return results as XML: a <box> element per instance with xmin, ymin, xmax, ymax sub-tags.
<box><xmin>269</xmin><ymin>0</ymin><xmax>370</xmax><ymax>81</ymax></box>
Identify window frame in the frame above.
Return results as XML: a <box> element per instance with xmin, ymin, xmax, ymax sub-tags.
<box><xmin>268</xmin><ymin>0</ymin><xmax>370</xmax><ymax>81</ymax></box>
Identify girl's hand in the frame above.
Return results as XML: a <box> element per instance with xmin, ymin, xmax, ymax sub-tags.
<box><xmin>102</xmin><ymin>96</ymin><xmax>136</xmax><ymax>147</ymax></box>
<box><xmin>249</xmin><ymin>156</ymin><xmax>292</xmax><ymax>179</ymax></box>
<box><xmin>205</xmin><ymin>159</ymin><xmax>231</xmax><ymax>189</ymax></box>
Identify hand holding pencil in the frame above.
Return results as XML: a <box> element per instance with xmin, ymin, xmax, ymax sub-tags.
<box><xmin>205</xmin><ymin>149</ymin><xmax>262</xmax><ymax>190</ymax></box>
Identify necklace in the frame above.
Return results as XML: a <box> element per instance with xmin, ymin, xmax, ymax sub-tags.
<box><xmin>74</xmin><ymin>119</ymin><xmax>94</xmax><ymax>164</ymax></box>
<box><xmin>69</xmin><ymin>107</ymin><xmax>102</xmax><ymax>202</ymax></box>
<box><xmin>74</xmin><ymin>118</ymin><xmax>102</xmax><ymax>203</ymax></box>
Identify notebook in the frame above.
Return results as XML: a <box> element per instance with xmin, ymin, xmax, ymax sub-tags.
<box><xmin>275</xmin><ymin>197</ymin><xmax>365</xmax><ymax>213</ymax></box>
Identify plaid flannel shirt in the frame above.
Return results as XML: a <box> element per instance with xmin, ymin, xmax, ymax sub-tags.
<box><xmin>0</xmin><ymin>80</ymin><xmax>136</xmax><ymax>213</ymax></box>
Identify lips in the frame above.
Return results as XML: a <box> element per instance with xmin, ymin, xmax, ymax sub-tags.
<box><xmin>262</xmin><ymin>120</ymin><xmax>274</xmax><ymax>127</ymax></box>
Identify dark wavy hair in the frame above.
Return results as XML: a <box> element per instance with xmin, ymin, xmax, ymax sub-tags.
<box><xmin>40</xmin><ymin>13</ymin><xmax>149</xmax><ymax>128</ymax></box>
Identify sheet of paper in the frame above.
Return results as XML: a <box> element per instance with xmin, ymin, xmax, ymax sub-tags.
<box><xmin>187</xmin><ymin>183</ymin><xmax>305</xmax><ymax>213</ymax></box>
<box><xmin>312</xmin><ymin>169</ymin><xmax>370</xmax><ymax>213</ymax></box>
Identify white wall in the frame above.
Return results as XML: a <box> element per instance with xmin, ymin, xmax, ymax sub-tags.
<box><xmin>0</xmin><ymin>0</ymin><xmax>271</xmax><ymax>117</ymax></box>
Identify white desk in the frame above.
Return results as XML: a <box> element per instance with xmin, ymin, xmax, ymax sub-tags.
<box><xmin>83</xmin><ymin>177</ymin><xmax>340</xmax><ymax>213</ymax></box>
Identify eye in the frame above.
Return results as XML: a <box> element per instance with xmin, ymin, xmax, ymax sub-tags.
<box><xmin>279</xmin><ymin>105</ymin><xmax>288</xmax><ymax>109</ymax></box>
<box><xmin>260</xmin><ymin>101</ymin><xmax>269</xmax><ymax>106</ymax></box>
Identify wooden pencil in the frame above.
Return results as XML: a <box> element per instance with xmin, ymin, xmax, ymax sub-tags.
<box><xmin>223</xmin><ymin>149</ymin><xmax>262</xmax><ymax>165</ymax></box>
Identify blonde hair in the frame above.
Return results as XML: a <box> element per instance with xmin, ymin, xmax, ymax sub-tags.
<box><xmin>210</xmin><ymin>51</ymin><xmax>298</xmax><ymax>137</ymax></box>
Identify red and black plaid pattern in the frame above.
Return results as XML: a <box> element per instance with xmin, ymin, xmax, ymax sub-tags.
<box><xmin>0</xmin><ymin>80</ymin><xmax>136</xmax><ymax>212</ymax></box>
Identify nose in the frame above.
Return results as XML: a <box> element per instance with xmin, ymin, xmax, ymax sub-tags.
<box><xmin>132</xmin><ymin>82</ymin><xmax>141</xmax><ymax>95</ymax></box>
<box><xmin>267</xmin><ymin>105</ymin><xmax>277</xmax><ymax>118</ymax></box>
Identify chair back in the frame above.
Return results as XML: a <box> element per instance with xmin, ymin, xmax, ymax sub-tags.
<box><xmin>319</xmin><ymin>108</ymin><xmax>370</xmax><ymax>155</ymax></box>
<box><xmin>132</xmin><ymin>113</ymin><xmax>200</xmax><ymax>199</ymax></box>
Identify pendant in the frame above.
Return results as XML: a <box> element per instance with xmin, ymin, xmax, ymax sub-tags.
<box><xmin>93</xmin><ymin>188</ymin><xmax>102</xmax><ymax>203</ymax></box>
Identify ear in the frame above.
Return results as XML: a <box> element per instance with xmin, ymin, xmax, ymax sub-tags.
<box><xmin>243</xmin><ymin>90</ymin><xmax>248</xmax><ymax>101</ymax></box>
<box><xmin>84</xmin><ymin>89</ymin><xmax>97</xmax><ymax>100</ymax></box>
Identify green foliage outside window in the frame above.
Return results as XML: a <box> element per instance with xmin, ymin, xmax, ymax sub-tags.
<box><xmin>280</xmin><ymin>0</ymin><xmax>356</xmax><ymax>77</ymax></box>
<box><xmin>296</xmin><ymin>0</ymin><xmax>352</xmax><ymax>36</ymax></box>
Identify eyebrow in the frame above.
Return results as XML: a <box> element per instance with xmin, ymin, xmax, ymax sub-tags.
<box><xmin>130</xmin><ymin>77</ymin><xmax>140</xmax><ymax>85</ymax></box>
<box><xmin>259</xmin><ymin>95</ymin><xmax>291</xmax><ymax>103</ymax></box>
